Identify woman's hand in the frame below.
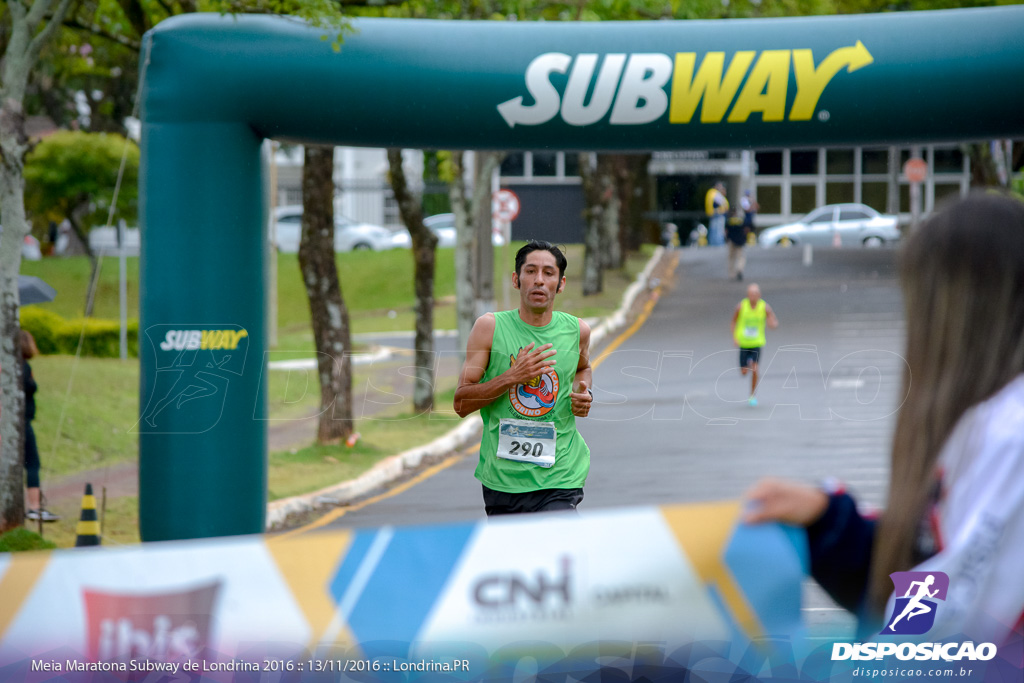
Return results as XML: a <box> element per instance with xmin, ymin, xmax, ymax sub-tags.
<box><xmin>743</xmin><ymin>477</ymin><xmax>829</xmax><ymax>527</ymax></box>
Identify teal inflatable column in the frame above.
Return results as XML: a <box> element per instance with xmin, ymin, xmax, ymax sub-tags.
<box><xmin>138</xmin><ymin>122</ymin><xmax>267</xmax><ymax>540</ymax></box>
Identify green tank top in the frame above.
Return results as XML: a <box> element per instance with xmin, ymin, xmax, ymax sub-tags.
<box><xmin>475</xmin><ymin>310</ymin><xmax>591</xmax><ymax>493</ymax></box>
<box><xmin>734</xmin><ymin>298</ymin><xmax>767</xmax><ymax>348</ymax></box>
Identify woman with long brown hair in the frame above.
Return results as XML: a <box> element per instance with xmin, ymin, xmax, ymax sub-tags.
<box><xmin>745</xmin><ymin>191</ymin><xmax>1024</xmax><ymax>642</ymax></box>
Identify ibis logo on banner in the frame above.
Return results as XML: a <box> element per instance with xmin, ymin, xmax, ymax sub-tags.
<box><xmin>882</xmin><ymin>571</ymin><xmax>949</xmax><ymax>636</ymax></box>
<box><xmin>82</xmin><ymin>581</ymin><xmax>221</xmax><ymax>661</ymax></box>
<box><xmin>498</xmin><ymin>43</ymin><xmax>873</xmax><ymax>128</ymax></box>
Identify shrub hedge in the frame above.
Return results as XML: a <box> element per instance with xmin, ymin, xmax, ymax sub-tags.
<box><xmin>21</xmin><ymin>307</ymin><xmax>138</xmax><ymax>358</ymax></box>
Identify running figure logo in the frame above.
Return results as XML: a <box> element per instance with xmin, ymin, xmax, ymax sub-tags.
<box><xmin>882</xmin><ymin>571</ymin><xmax>950</xmax><ymax>635</ymax></box>
<box><xmin>138</xmin><ymin>325</ymin><xmax>250</xmax><ymax>433</ymax></box>
<box><xmin>508</xmin><ymin>349</ymin><xmax>559</xmax><ymax>418</ymax></box>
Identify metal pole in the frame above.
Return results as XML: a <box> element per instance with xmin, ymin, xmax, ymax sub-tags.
<box><xmin>910</xmin><ymin>145</ymin><xmax>923</xmax><ymax>232</ymax></box>
<box><xmin>118</xmin><ymin>219</ymin><xmax>128</xmax><ymax>360</ymax></box>
<box><xmin>501</xmin><ymin>220</ymin><xmax>511</xmax><ymax>309</ymax></box>
<box><xmin>267</xmin><ymin>141</ymin><xmax>279</xmax><ymax>347</ymax></box>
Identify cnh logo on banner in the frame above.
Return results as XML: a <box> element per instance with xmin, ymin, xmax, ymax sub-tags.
<box><xmin>883</xmin><ymin>571</ymin><xmax>950</xmax><ymax>636</ymax></box>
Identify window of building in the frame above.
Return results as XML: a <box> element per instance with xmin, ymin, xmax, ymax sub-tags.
<box><xmin>791</xmin><ymin>185</ymin><xmax>818</xmax><ymax>214</ymax></box>
<box><xmin>861</xmin><ymin>182</ymin><xmax>888</xmax><ymax>212</ymax></box>
<box><xmin>383</xmin><ymin>191</ymin><xmax>400</xmax><ymax>227</ymax></box>
<box><xmin>791</xmin><ymin>150</ymin><xmax>818</xmax><ymax>175</ymax></box>
<box><xmin>826</xmin><ymin>182</ymin><xmax>855</xmax><ymax>205</ymax></box>
<box><xmin>899</xmin><ymin>184</ymin><xmax>911</xmax><ymax>213</ymax></box>
<box><xmin>755</xmin><ymin>185</ymin><xmax>781</xmax><ymax>214</ymax></box>
<box><xmin>862</xmin><ymin>149</ymin><xmax>889</xmax><ymax>175</ymax></box>
<box><xmin>933</xmin><ymin>148</ymin><xmax>965</xmax><ymax>174</ymax></box>
<box><xmin>563</xmin><ymin>153</ymin><xmax>580</xmax><ymax>177</ymax></box>
<box><xmin>501</xmin><ymin>152</ymin><xmax>525</xmax><ymax>177</ymax></box>
<box><xmin>532</xmin><ymin>151</ymin><xmax>558</xmax><ymax>177</ymax></box>
<box><xmin>755</xmin><ymin>151</ymin><xmax>783</xmax><ymax>175</ymax></box>
<box><xmin>827</xmin><ymin>150</ymin><xmax>855</xmax><ymax>175</ymax></box>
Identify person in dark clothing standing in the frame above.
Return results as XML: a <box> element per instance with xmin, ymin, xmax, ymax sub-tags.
<box><xmin>22</xmin><ymin>330</ymin><xmax>59</xmax><ymax>522</ymax></box>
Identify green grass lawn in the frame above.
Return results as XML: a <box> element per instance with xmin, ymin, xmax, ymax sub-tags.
<box><xmin>20</xmin><ymin>243</ymin><xmax>656</xmax><ymax>548</ymax></box>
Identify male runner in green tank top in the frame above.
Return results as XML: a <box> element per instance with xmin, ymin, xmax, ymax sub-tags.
<box><xmin>454</xmin><ymin>241</ymin><xmax>593</xmax><ymax>515</ymax></box>
<box><xmin>731</xmin><ymin>283</ymin><xmax>779</xmax><ymax>407</ymax></box>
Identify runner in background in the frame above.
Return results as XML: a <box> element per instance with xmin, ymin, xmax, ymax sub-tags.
<box><xmin>731</xmin><ymin>283</ymin><xmax>779</xmax><ymax>406</ymax></box>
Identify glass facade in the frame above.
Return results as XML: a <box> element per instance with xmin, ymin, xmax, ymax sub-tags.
<box><xmin>748</xmin><ymin>145</ymin><xmax>970</xmax><ymax>224</ymax></box>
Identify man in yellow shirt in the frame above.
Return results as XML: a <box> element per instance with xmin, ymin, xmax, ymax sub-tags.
<box><xmin>731</xmin><ymin>283</ymin><xmax>779</xmax><ymax>406</ymax></box>
<box><xmin>705</xmin><ymin>181</ymin><xmax>729</xmax><ymax>246</ymax></box>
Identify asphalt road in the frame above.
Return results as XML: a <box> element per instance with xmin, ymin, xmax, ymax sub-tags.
<box><xmin>315</xmin><ymin>245</ymin><xmax>905</xmax><ymax>531</ymax></box>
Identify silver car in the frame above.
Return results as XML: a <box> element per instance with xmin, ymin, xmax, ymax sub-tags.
<box><xmin>273</xmin><ymin>205</ymin><xmax>397</xmax><ymax>253</ymax></box>
<box><xmin>414</xmin><ymin>213</ymin><xmax>505</xmax><ymax>248</ymax></box>
<box><xmin>758</xmin><ymin>203</ymin><xmax>901</xmax><ymax>248</ymax></box>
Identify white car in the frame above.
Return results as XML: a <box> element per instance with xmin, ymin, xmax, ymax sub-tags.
<box><xmin>273</xmin><ymin>205</ymin><xmax>397</xmax><ymax>253</ymax></box>
<box><xmin>89</xmin><ymin>225</ymin><xmax>141</xmax><ymax>255</ymax></box>
<box><xmin>758</xmin><ymin>203</ymin><xmax>901</xmax><ymax>248</ymax></box>
<box><xmin>391</xmin><ymin>213</ymin><xmax>505</xmax><ymax>249</ymax></box>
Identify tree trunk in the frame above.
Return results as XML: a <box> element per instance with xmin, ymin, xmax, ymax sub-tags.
<box><xmin>387</xmin><ymin>148</ymin><xmax>438</xmax><ymax>414</ymax></box>
<box><xmin>0</xmin><ymin>100</ymin><xmax>28</xmax><ymax>531</ymax></box>
<box><xmin>965</xmin><ymin>142</ymin><xmax>1009</xmax><ymax>188</ymax></box>
<box><xmin>450</xmin><ymin>151</ymin><xmax>503</xmax><ymax>362</ymax></box>
<box><xmin>298</xmin><ymin>145</ymin><xmax>354</xmax><ymax>444</ymax></box>
<box><xmin>601</xmin><ymin>160</ymin><xmax>622</xmax><ymax>270</ymax></box>
<box><xmin>0</xmin><ymin>0</ymin><xmax>75</xmax><ymax>531</ymax></box>
<box><xmin>471</xmin><ymin>152</ymin><xmax>503</xmax><ymax>316</ymax></box>
<box><xmin>578</xmin><ymin>153</ymin><xmax>613</xmax><ymax>296</ymax></box>
<box><xmin>616</xmin><ymin>153</ymin><xmax>652</xmax><ymax>254</ymax></box>
<box><xmin>67</xmin><ymin>208</ymin><xmax>100</xmax><ymax>316</ymax></box>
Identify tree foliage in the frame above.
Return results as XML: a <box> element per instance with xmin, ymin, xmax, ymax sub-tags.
<box><xmin>24</xmin><ymin>129</ymin><xmax>138</xmax><ymax>231</ymax></box>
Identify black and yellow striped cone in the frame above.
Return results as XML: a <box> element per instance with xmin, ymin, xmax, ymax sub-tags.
<box><xmin>74</xmin><ymin>483</ymin><xmax>101</xmax><ymax>547</ymax></box>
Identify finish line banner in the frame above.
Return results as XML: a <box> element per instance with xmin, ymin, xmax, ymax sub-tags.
<box><xmin>0</xmin><ymin>502</ymin><xmax>1020</xmax><ymax>682</ymax></box>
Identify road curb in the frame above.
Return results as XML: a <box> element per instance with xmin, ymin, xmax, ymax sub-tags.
<box><xmin>264</xmin><ymin>246</ymin><xmax>668</xmax><ymax>530</ymax></box>
<box><xmin>266</xmin><ymin>416</ymin><xmax>481</xmax><ymax>529</ymax></box>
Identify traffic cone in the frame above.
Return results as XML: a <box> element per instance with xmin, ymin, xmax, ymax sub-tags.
<box><xmin>74</xmin><ymin>483</ymin><xmax>101</xmax><ymax>547</ymax></box>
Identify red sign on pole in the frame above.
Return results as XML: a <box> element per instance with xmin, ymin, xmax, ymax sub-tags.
<box><xmin>492</xmin><ymin>189</ymin><xmax>520</xmax><ymax>222</ymax></box>
<box><xmin>903</xmin><ymin>158</ymin><xmax>928</xmax><ymax>183</ymax></box>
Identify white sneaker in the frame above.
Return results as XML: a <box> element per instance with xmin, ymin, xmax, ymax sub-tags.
<box><xmin>26</xmin><ymin>508</ymin><xmax>61</xmax><ymax>522</ymax></box>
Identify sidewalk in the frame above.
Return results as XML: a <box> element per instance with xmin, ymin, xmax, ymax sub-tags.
<box><xmin>40</xmin><ymin>247</ymin><xmax>674</xmax><ymax>531</ymax></box>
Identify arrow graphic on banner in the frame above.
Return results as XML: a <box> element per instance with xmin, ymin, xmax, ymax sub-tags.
<box><xmin>789</xmin><ymin>41</ymin><xmax>874</xmax><ymax>120</ymax></box>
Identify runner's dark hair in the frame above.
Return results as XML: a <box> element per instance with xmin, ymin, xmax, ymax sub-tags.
<box><xmin>515</xmin><ymin>240</ymin><xmax>568</xmax><ymax>279</ymax></box>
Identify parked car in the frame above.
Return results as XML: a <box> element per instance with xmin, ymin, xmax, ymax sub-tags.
<box><xmin>758</xmin><ymin>203</ymin><xmax>900</xmax><ymax>248</ymax></box>
<box><xmin>89</xmin><ymin>225</ymin><xmax>141</xmax><ymax>255</ymax></box>
<box><xmin>390</xmin><ymin>213</ymin><xmax>506</xmax><ymax>249</ymax></box>
<box><xmin>273</xmin><ymin>205</ymin><xmax>397</xmax><ymax>253</ymax></box>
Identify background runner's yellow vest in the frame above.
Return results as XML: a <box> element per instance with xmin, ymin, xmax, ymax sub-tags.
<box><xmin>476</xmin><ymin>310</ymin><xmax>591</xmax><ymax>493</ymax></box>
<box><xmin>734</xmin><ymin>298</ymin><xmax>767</xmax><ymax>348</ymax></box>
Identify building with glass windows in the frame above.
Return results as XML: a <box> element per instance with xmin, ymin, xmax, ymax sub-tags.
<box><xmin>272</xmin><ymin>145</ymin><xmax>976</xmax><ymax>245</ymax></box>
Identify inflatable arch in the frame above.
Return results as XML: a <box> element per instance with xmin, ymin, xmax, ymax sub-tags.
<box><xmin>139</xmin><ymin>7</ymin><xmax>1024</xmax><ymax>541</ymax></box>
